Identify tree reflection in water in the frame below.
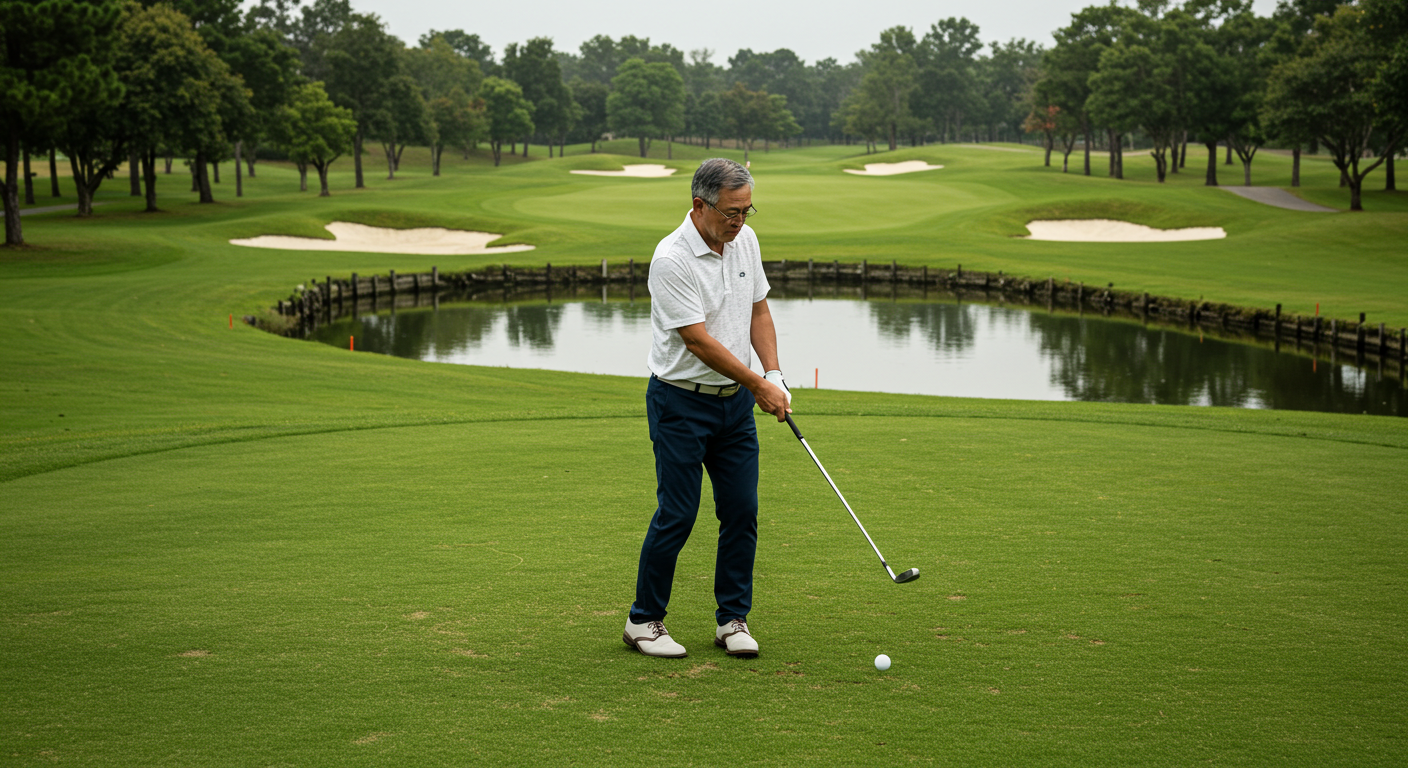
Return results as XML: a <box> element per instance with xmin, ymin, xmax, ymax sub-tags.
<box><xmin>312</xmin><ymin>297</ymin><xmax>1404</xmax><ymax>418</ymax></box>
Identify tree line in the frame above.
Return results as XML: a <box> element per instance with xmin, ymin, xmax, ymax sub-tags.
<box><xmin>3</xmin><ymin>0</ymin><xmax>1403</xmax><ymax>247</ymax></box>
<box><xmin>1023</xmin><ymin>0</ymin><xmax>1404</xmax><ymax>211</ymax></box>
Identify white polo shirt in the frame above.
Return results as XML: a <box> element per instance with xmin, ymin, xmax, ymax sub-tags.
<box><xmin>648</xmin><ymin>211</ymin><xmax>770</xmax><ymax>385</ymax></box>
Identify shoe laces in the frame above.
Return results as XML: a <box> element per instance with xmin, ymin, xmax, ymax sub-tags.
<box><xmin>648</xmin><ymin>621</ymin><xmax>669</xmax><ymax>638</ymax></box>
<box><xmin>728</xmin><ymin>619</ymin><xmax>748</xmax><ymax>634</ymax></box>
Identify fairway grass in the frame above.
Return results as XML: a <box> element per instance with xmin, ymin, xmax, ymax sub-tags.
<box><xmin>3</xmin><ymin>141</ymin><xmax>1405</xmax><ymax>766</ymax></box>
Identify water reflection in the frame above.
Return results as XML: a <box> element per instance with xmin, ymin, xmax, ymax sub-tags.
<box><xmin>310</xmin><ymin>294</ymin><xmax>1404</xmax><ymax>417</ymax></box>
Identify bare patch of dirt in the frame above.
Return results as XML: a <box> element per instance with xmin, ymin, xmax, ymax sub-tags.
<box><xmin>588</xmin><ymin>710</ymin><xmax>611</xmax><ymax>722</ymax></box>
<box><xmin>354</xmin><ymin>732</ymin><xmax>392</xmax><ymax>745</ymax></box>
<box><xmin>406</xmin><ymin>611</ymin><xmax>430</xmax><ymax>620</ymax></box>
<box><xmin>948</xmin><ymin>595</ymin><xmax>966</xmax><ymax>601</ymax></box>
<box><xmin>178</xmin><ymin>650</ymin><xmax>210</xmax><ymax>657</ymax></box>
<box><xmin>453</xmin><ymin>648</ymin><xmax>488</xmax><ymax>658</ymax></box>
<box><xmin>592</xmin><ymin>610</ymin><xmax>618</xmax><ymax>616</ymax></box>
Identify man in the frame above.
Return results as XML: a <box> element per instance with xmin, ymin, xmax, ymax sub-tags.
<box><xmin>623</xmin><ymin>158</ymin><xmax>793</xmax><ymax>660</ymax></box>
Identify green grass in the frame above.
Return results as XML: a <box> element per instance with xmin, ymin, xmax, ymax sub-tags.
<box><xmin>2</xmin><ymin>141</ymin><xmax>1405</xmax><ymax>766</ymax></box>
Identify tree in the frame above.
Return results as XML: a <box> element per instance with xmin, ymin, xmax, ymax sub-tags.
<box><xmin>1089</xmin><ymin>44</ymin><xmax>1178</xmax><ymax>180</ymax></box>
<box><xmin>567</xmin><ymin>78</ymin><xmax>609</xmax><ymax>151</ymax></box>
<box><xmin>370</xmin><ymin>74</ymin><xmax>427</xmax><ymax>179</ymax></box>
<box><xmin>856</xmin><ymin>26</ymin><xmax>919</xmax><ymax>151</ymax></box>
<box><xmin>607</xmin><ymin>58</ymin><xmax>685</xmax><ymax>158</ymax></box>
<box><xmin>1043</xmin><ymin>5</ymin><xmax>1140</xmax><ymax>175</ymax></box>
<box><xmin>916</xmin><ymin>18</ymin><xmax>982</xmax><ymax>143</ymax></box>
<box><xmin>220</xmin><ymin>27</ymin><xmax>300</xmax><ymax>182</ymax></box>
<box><xmin>480</xmin><ymin>76</ymin><xmax>533</xmax><ymax>166</ymax></box>
<box><xmin>319</xmin><ymin>12</ymin><xmax>399</xmax><ymax>188</ymax></box>
<box><xmin>419</xmin><ymin>29</ymin><xmax>495</xmax><ymax>76</ymax></box>
<box><xmin>273</xmin><ymin>81</ymin><xmax>355</xmax><ymax>195</ymax></box>
<box><xmin>427</xmin><ymin>87</ymin><xmax>485</xmax><ymax>172</ymax></box>
<box><xmin>1</xmin><ymin>0</ymin><xmax>122</xmax><ymax>243</ymax></box>
<box><xmin>1263</xmin><ymin>5</ymin><xmax>1401</xmax><ymax>210</ymax></box>
<box><xmin>502</xmin><ymin>38</ymin><xmax>576</xmax><ymax>157</ymax></box>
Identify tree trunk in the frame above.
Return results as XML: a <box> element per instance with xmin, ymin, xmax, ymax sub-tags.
<box><xmin>354</xmin><ymin>127</ymin><xmax>365</xmax><ymax>188</ymax></box>
<box><xmin>165</xmin><ymin>152</ymin><xmax>173</xmax><ymax>174</ymax></box>
<box><xmin>1386</xmin><ymin>151</ymin><xmax>1396</xmax><ymax>192</ymax></box>
<box><xmin>68</xmin><ymin>153</ymin><xmax>97</xmax><ymax>217</ymax></box>
<box><xmin>492</xmin><ymin>140</ymin><xmax>502</xmax><ymax>167</ymax></box>
<box><xmin>1242</xmin><ymin>157</ymin><xmax>1252</xmax><ymax>186</ymax></box>
<box><xmin>1225</xmin><ymin>141</ymin><xmax>1233</xmax><ymax>165</ymax></box>
<box><xmin>1292</xmin><ymin>146</ymin><xmax>1301</xmax><ymax>187</ymax></box>
<box><xmin>639</xmin><ymin>136</ymin><xmax>647</xmax><ymax>158</ymax></box>
<box><xmin>1349</xmin><ymin>176</ymin><xmax>1362</xmax><ymax>211</ymax></box>
<box><xmin>235</xmin><ymin>141</ymin><xmax>243</xmax><ymax>197</ymax></box>
<box><xmin>385</xmin><ymin>140</ymin><xmax>396</xmax><ymax>180</ymax></box>
<box><xmin>317</xmin><ymin>163</ymin><xmax>331</xmax><ymax>196</ymax></box>
<box><xmin>21</xmin><ymin>147</ymin><xmax>36</xmax><ymax>205</ymax></box>
<box><xmin>212</xmin><ymin>160</ymin><xmax>220</xmax><ymax>184</ymax></box>
<box><xmin>432</xmin><ymin>144</ymin><xmax>441</xmax><ymax>176</ymax></box>
<box><xmin>49</xmin><ymin>147</ymin><xmax>60</xmax><ymax>197</ymax></box>
<box><xmin>128</xmin><ymin>149</ymin><xmax>140</xmax><ymax>196</ymax></box>
<box><xmin>888</xmin><ymin>122</ymin><xmax>897</xmax><ymax>152</ymax></box>
<box><xmin>1340</xmin><ymin>168</ymin><xmax>1348</xmax><ymax>187</ymax></box>
<box><xmin>1180</xmin><ymin>131</ymin><xmax>1188</xmax><ymax>168</ymax></box>
<box><xmin>3</xmin><ymin>129</ymin><xmax>22</xmax><ymax>246</ymax></box>
<box><xmin>297</xmin><ymin>162</ymin><xmax>307</xmax><ymax>191</ymax></box>
<box><xmin>142</xmin><ymin>147</ymin><xmax>158</xmax><ymax>213</ymax></box>
<box><xmin>245</xmin><ymin>142</ymin><xmax>257</xmax><ymax>177</ymax></box>
<box><xmin>196</xmin><ymin>150</ymin><xmax>214</xmax><ymax>203</ymax></box>
<box><xmin>1043</xmin><ymin>139</ymin><xmax>1051</xmax><ymax>167</ymax></box>
<box><xmin>522</xmin><ymin>136</ymin><xmax>528</xmax><ymax>157</ymax></box>
<box><xmin>1204</xmin><ymin>142</ymin><xmax>1219</xmax><ymax>186</ymax></box>
<box><xmin>1083</xmin><ymin>125</ymin><xmax>1092</xmax><ymax>176</ymax></box>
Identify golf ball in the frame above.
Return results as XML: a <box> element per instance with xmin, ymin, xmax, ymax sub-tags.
<box><xmin>875</xmin><ymin>654</ymin><xmax>891</xmax><ymax>671</ymax></box>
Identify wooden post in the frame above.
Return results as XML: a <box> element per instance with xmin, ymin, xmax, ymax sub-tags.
<box><xmin>629</xmin><ymin>258</ymin><xmax>636</xmax><ymax>286</ymax></box>
<box><xmin>861</xmin><ymin>260</ymin><xmax>868</xmax><ymax>283</ymax></box>
<box><xmin>432</xmin><ymin>265</ymin><xmax>439</xmax><ymax>289</ymax></box>
<box><xmin>1313</xmin><ymin>315</ymin><xmax>1321</xmax><ymax>343</ymax></box>
<box><xmin>546</xmin><ymin>262</ymin><xmax>552</xmax><ymax>285</ymax></box>
<box><xmin>891</xmin><ymin>260</ymin><xmax>897</xmax><ymax>284</ymax></box>
<box><xmin>1357</xmin><ymin>312</ymin><xmax>1367</xmax><ymax>356</ymax></box>
<box><xmin>780</xmin><ymin>259</ymin><xmax>787</xmax><ymax>283</ymax></box>
<box><xmin>1273</xmin><ymin>303</ymin><xmax>1281</xmax><ymax>338</ymax></box>
<box><xmin>601</xmin><ymin>258</ymin><xmax>608</xmax><ymax>279</ymax></box>
<box><xmin>1379</xmin><ymin>322</ymin><xmax>1387</xmax><ymax>359</ymax></box>
<box><xmin>1400</xmin><ymin>328</ymin><xmax>1406</xmax><ymax>371</ymax></box>
<box><xmin>351</xmin><ymin>273</ymin><xmax>358</xmax><ymax>304</ymax></box>
<box><xmin>833</xmin><ymin>260</ymin><xmax>839</xmax><ymax>283</ymax></box>
<box><xmin>957</xmin><ymin>263</ymin><xmax>962</xmax><ymax>279</ymax></box>
<box><xmin>808</xmin><ymin>258</ymin><xmax>814</xmax><ymax>283</ymax></box>
<box><xmin>388</xmin><ymin>270</ymin><xmax>397</xmax><ymax>296</ymax></box>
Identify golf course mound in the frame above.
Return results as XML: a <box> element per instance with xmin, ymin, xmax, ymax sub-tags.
<box><xmin>1024</xmin><ymin>219</ymin><xmax>1227</xmax><ymax>242</ymax></box>
<box><xmin>569</xmin><ymin>163</ymin><xmax>677</xmax><ymax>178</ymax></box>
<box><xmin>229</xmin><ymin>221</ymin><xmax>536</xmax><ymax>255</ymax></box>
<box><xmin>843</xmin><ymin>160</ymin><xmax>945</xmax><ymax>176</ymax></box>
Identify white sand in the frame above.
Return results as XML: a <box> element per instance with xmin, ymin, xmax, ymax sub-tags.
<box><xmin>569</xmin><ymin>164</ymin><xmax>677</xmax><ymax>178</ymax></box>
<box><xmin>229</xmin><ymin>222</ymin><xmax>536</xmax><ymax>255</ymax></box>
<box><xmin>843</xmin><ymin>160</ymin><xmax>945</xmax><ymax>176</ymax></box>
<box><xmin>1024</xmin><ymin>219</ymin><xmax>1226</xmax><ymax>242</ymax></box>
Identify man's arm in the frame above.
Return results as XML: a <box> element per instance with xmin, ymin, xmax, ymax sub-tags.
<box><xmin>676</xmin><ymin>300</ymin><xmax>790</xmax><ymax>421</ymax></box>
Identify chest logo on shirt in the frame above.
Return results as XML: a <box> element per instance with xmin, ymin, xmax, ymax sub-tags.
<box><xmin>739</xmin><ymin>271</ymin><xmax>746</xmax><ymax>277</ymax></box>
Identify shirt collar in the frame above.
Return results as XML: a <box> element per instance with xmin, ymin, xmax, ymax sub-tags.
<box><xmin>682</xmin><ymin>211</ymin><xmax>724</xmax><ymax>259</ymax></box>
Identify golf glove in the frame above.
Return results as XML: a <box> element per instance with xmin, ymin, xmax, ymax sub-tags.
<box><xmin>764</xmin><ymin>370</ymin><xmax>791</xmax><ymax>404</ymax></box>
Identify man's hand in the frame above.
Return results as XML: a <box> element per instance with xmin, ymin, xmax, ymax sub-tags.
<box><xmin>764</xmin><ymin>370</ymin><xmax>791</xmax><ymax>405</ymax></box>
<box><xmin>751</xmin><ymin>378</ymin><xmax>792</xmax><ymax>422</ymax></box>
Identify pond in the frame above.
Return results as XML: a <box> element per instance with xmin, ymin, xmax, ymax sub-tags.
<box><xmin>307</xmin><ymin>287</ymin><xmax>1405</xmax><ymax>417</ymax></box>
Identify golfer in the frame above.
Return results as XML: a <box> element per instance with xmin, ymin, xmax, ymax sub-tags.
<box><xmin>622</xmin><ymin>158</ymin><xmax>792</xmax><ymax>659</ymax></box>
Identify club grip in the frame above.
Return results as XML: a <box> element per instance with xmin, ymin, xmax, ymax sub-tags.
<box><xmin>784</xmin><ymin>413</ymin><xmax>803</xmax><ymax>440</ymax></box>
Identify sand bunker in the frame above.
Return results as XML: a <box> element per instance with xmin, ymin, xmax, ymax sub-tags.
<box><xmin>1024</xmin><ymin>219</ymin><xmax>1226</xmax><ymax>242</ymax></box>
<box><xmin>230</xmin><ymin>222</ymin><xmax>535</xmax><ymax>255</ymax></box>
<box><xmin>843</xmin><ymin>160</ymin><xmax>945</xmax><ymax>176</ymax></box>
<box><xmin>570</xmin><ymin>164</ymin><xmax>677</xmax><ymax>178</ymax></box>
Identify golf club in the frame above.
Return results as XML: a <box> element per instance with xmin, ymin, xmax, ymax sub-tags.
<box><xmin>784</xmin><ymin>413</ymin><xmax>920</xmax><ymax>584</ymax></box>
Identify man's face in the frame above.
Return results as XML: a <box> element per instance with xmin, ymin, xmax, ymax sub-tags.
<box><xmin>695</xmin><ymin>185</ymin><xmax>753</xmax><ymax>246</ymax></box>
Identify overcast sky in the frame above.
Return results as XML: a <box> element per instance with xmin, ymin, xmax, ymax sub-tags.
<box><xmin>323</xmin><ymin>0</ymin><xmax>1281</xmax><ymax>66</ymax></box>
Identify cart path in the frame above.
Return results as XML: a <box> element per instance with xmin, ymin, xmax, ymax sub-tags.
<box><xmin>1219</xmin><ymin>186</ymin><xmax>1338</xmax><ymax>212</ymax></box>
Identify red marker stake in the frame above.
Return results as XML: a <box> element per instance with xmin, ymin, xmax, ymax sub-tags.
<box><xmin>229</xmin><ymin>313</ymin><xmax>233</xmax><ymax>329</ymax></box>
<box><xmin>815</xmin><ymin>367</ymin><xmax>818</xmax><ymax>389</ymax></box>
<box><xmin>350</xmin><ymin>336</ymin><xmax>355</xmax><ymax>352</ymax></box>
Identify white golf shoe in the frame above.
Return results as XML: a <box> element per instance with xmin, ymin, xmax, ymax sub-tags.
<box><xmin>623</xmin><ymin>618</ymin><xmax>688</xmax><ymax>658</ymax></box>
<box><xmin>714</xmin><ymin>618</ymin><xmax>760</xmax><ymax>657</ymax></box>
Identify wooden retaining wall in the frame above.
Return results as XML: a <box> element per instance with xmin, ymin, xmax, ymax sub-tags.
<box><xmin>270</xmin><ymin>259</ymin><xmax>1406</xmax><ymax>380</ymax></box>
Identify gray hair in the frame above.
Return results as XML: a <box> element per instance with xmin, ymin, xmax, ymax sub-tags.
<box><xmin>691</xmin><ymin>158</ymin><xmax>754</xmax><ymax>205</ymax></box>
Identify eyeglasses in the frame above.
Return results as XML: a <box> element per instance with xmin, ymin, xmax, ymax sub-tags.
<box><xmin>706</xmin><ymin>200</ymin><xmax>759</xmax><ymax>221</ymax></box>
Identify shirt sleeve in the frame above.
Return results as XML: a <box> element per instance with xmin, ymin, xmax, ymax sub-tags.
<box><xmin>649</xmin><ymin>255</ymin><xmax>706</xmax><ymax>330</ymax></box>
<box><xmin>749</xmin><ymin>233</ymin><xmax>770</xmax><ymax>303</ymax></box>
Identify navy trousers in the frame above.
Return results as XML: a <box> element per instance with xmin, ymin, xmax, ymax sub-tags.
<box><xmin>630</xmin><ymin>376</ymin><xmax>760</xmax><ymax>627</ymax></box>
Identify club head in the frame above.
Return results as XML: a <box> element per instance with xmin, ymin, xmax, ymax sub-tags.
<box><xmin>892</xmin><ymin>568</ymin><xmax>920</xmax><ymax>584</ymax></box>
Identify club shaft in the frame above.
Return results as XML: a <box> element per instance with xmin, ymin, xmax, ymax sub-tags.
<box><xmin>794</xmin><ymin>435</ymin><xmax>891</xmax><ymax>570</ymax></box>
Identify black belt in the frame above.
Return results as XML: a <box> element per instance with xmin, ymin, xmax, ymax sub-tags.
<box><xmin>653</xmin><ymin>374</ymin><xmax>741</xmax><ymax>397</ymax></box>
